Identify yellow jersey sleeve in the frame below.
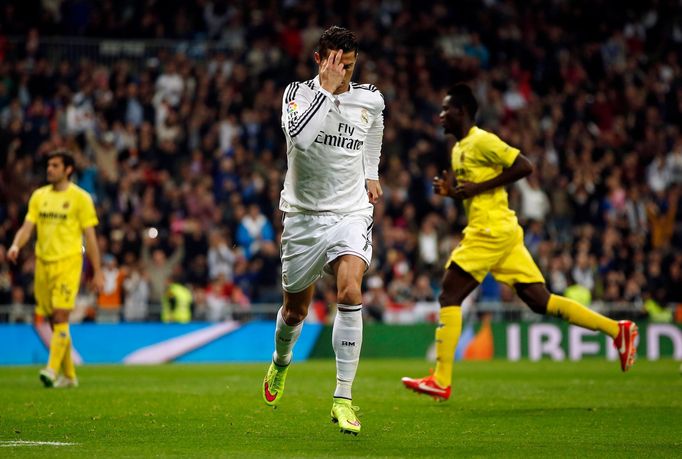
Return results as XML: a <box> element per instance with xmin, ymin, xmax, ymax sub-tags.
<box><xmin>25</xmin><ymin>189</ymin><xmax>41</xmax><ymax>223</ymax></box>
<box><xmin>477</xmin><ymin>131</ymin><xmax>520</xmax><ymax>168</ymax></box>
<box><xmin>77</xmin><ymin>190</ymin><xmax>99</xmax><ymax>228</ymax></box>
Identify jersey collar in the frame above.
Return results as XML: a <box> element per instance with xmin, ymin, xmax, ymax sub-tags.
<box><xmin>51</xmin><ymin>182</ymin><xmax>72</xmax><ymax>193</ymax></box>
<box><xmin>312</xmin><ymin>75</ymin><xmax>353</xmax><ymax>94</ymax></box>
<box><xmin>460</xmin><ymin>125</ymin><xmax>477</xmax><ymax>142</ymax></box>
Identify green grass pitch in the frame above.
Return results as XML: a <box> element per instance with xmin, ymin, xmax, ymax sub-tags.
<box><xmin>1</xmin><ymin>359</ymin><xmax>681</xmax><ymax>458</ymax></box>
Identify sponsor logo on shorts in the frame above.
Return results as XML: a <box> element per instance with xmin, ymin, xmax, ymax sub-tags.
<box><xmin>362</xmin><ymin>233</ymin><xmax>371</xmax><ymax>251</ymax></box>
<box><xmin>59</xmin><ymin>284</ymin><xmax>73</xmax><ymax>300</ymax></box>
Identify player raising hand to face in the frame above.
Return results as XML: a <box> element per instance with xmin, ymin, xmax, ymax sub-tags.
<box><xmin>261</xmin><ymin>26</ymin><xmax>385</xmax><ymax>436</ymax></box>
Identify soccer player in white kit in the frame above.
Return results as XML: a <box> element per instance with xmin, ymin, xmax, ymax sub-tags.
<box><xmin>261</xmin><ymin>26</ymin><xmax>384</xmax><ymax>435</ymax></box>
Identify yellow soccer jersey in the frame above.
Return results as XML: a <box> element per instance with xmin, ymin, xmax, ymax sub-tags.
<box><xmin>451</xmin><ymin>126</ymin><xmax>520</xmax><ymax>235</ymax></box>
<box><xmin>26</xmin><ymin>183</ymin><xmax>99</xmax><ymax>261</ymax></box>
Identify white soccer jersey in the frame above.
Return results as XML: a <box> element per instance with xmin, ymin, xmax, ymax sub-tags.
<box><xmin>279</xmin><ymin>76</ymin><xmax>384</xmax><ymax>214</ymax></box>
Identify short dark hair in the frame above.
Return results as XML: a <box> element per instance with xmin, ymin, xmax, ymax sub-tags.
<box><xmin>447</xmin><ymin>83</ymin><xmax>478</xmax><ymax>118</ymax></box>
<box><xmin>47</xmin><ymin>150</ymin><xmax>76</xmax><ymax>177</ymax></box>
<box><xmin>317</xmin><ymin>26</ymin><xmax>358</xmax><ymax>59</ymax></box>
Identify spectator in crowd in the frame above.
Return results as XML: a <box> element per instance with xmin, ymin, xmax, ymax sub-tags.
<box><xmin>572</xmin><ymin>251</ymin><xmax>596</xmax><ymax>293</ymax></box>
<box><xmin>98</xmin><ymin>253</ymin><xmax>125</xmax><ymax>316</ymax></box>
<box><xmin>411</xmin><ymin>274</ymin><xmax>436</xmax><ymax>303</ymax></box>
<box><xmin>154</xmin><ymin>61</ymin><xmax>184</xmax><ymax>108</ymax></box>
<box><xmin>416</xmin><ymin>214</ymin><xmax>440</xmax><ymax>276</ymax></box>
<box><xmin>140</xmin><ymin>232</ymin><xmax>184</xmax><ymax>305</ymax></box>
<box><xmin>122</xmin><ymin>262</ymin><xmax>150</xmax><ymax>322</ymax></box>
<box><xmin>207</xmin><ymin>229</ymin><xmax>239</xmax><ymax>282</ymax></box>
<box><xmin>235</xmin><ymin>203</ymin><xmax>274</xmax><ymax>260</ymax></box>
<box><xmin>203</xmin><ymin>273</ymin><xmax>249</xmax><ymax>322</ymax></box>
<box><xmin>161</xmin><ymin>277</ymin><xmax>192</xmax><ymax>324</ymax></box>
<box><xmin>516</xmin><ymin>174</ymin><xmax>551</xmax><ymax>224</ymax></box>
<box><xmin>363</xmin><ymin>275</ymin><xmax>390</xmax><ymax>322</ymax></box>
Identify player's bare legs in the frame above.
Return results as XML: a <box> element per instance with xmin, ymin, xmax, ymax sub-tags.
<box><xmin>440</xmin><ymin>263</ymin><xmax>480</xmax><ymax>306</ymax></box>
<box><xmin>282</xmin><ymin>286</ymin><xmax>316</xmax><ymax>325</ymax></box>
<box><xmin>329</xmin><ymin>254</ymin><xmax>365</xmax><ymax>434</ymax></box>
<box><xmin>514</xmin><ymin>282</ymin><xmax>550</xmax><ymax>314</ymax></box>
<box><xmin>332</xmin><ymin>254</ymin><xmax>364</xmax><ymax>305</ymax></box>
<box><xmin>403</xmin><ymin>262</ymin><xmax>479</xmax><ymax>400</ymax></box>
<box><xmin>516</xmin><ymin>282</ymin><xmax>637</xmax><ymax>371</ymax></box>
<box><xmin>262</xmin><ymin>285</ymin><xmax>314</xmax><ymax>406</ymax></box>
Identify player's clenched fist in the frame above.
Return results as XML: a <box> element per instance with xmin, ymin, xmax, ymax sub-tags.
<box><xmin>433</xmin><ymin>169</ymin><xmax>454</xmax><ymax>197</ymax></box>
<box><xmin>319</xmin><ymin>49</ymin><xmax>346</xmax><ymax>94</ymax></box>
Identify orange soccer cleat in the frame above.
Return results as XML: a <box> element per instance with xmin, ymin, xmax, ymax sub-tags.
<box><xmin>401</xmin><ymin>373</ymin><xmax>451</xmax><ymax>401</ymax></box>
<box><xmin>614</xmin><ymin>320</ymin><xmax>638</xmax><ymax>372</ymax></box>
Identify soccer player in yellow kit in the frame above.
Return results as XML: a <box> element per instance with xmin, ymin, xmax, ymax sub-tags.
<box><xmin>8</xmin><ymin>151</ymin><xmax>103</xmax><ymax>388</ymax></box>
<box><xmin>402</xmin><ymin>84</ymin><xmax>638</xmax><ymax>401</ymax></box>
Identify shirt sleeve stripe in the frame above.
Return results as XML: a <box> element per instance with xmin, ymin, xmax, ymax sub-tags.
<box><xmin>288</xmin><ymin>92</ymin><xmax>326</xmax><ymax>137</ymax></box>
<box><xmin>289</xmin><ymin>94</ymin><xmax>326</xmax><ymax>137</ymax></box>
<box><xmin>287</xmin><ymin>92</ymin><xmax>323</xmax><ymax>133</ymax></box>
<box><xmin>285</xmin><ymin>82</ymin><xmax>300</xmax><ymax>103</ymax></box>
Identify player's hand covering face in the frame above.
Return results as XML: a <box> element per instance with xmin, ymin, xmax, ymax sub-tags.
<box><xmin>318</xmin><ymin>49</ymin><xmax>357</xmax><ymax>94</ymax></box>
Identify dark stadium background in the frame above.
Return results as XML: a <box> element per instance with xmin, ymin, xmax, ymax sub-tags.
<box><xmin>1</xmin><ymin>0</ymin><xmax>681</xmax><ymax>325</ymax></box>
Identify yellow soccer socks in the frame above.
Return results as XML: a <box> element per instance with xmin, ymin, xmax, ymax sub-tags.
<box><xmin>547</xmin><ymin>294</ymin><xmax>619</xmax><ymax>338</ymax></box>
<box><xmin>47</xmin><ymin>322</ymin><xmax>71</xmax><ymax>374</ymax></box>
<box><xmin>434</xmin><ymin>306</ymin><xmax>462</xmax><ymax>388</ymax></box>
<box><xmin>61</xmin><ymin>340</ymin><xmax>76</xmax><ymax>379</ymax></box>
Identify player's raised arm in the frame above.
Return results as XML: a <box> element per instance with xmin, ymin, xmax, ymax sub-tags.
<box><xmin>282</xmin><ymin>83</ymin><xmax>335</xmax><ymax>151</ymax></box>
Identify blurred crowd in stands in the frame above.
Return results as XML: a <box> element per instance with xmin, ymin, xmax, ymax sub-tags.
<box><xmin>1</xmin><ymin>0</ymin><xmax>682</xmax><ymax>323</ymax></box>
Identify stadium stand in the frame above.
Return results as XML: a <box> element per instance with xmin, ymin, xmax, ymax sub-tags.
<box><xmin>1</xmin><ymin>0</ymin><xmax>681</xmax><ymax>323</ymax></box>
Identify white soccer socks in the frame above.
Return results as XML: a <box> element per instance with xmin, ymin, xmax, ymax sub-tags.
<box><xmin>332</xmin><ymin>305</ymin><xmax>363</xmax><ymax>400</ymax></box>
<box><xmin>273</xmin><ymin>307</ymin><xmax>303</xmax><ymax>367</ymax></box>
<box><xmin>273</xmin><ymin>304</ymin><xmax>363</xmax><ymax>400</ymax></box>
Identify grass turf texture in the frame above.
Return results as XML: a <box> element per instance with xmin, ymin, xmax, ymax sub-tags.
<box><xmin>0</xmin><ymin>359</ymin><xmax>680</xmax><ymax>458</ymax></box>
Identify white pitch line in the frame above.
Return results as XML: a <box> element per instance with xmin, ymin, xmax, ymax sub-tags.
<box><xmin>0</xmin><ymin>440</ymin><xmax>78</xmax><ymax>447</ymax></box>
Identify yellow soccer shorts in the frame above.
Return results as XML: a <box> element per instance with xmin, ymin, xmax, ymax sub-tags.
<box><xmin>34</xmin><ymin>254</ymin><xmax>83</xmax><ymax>317</ymax></box>
<box><xmin>447</xmin><ymin>225</ymin><xmax>544</xmax><ymax>286</ymax></box>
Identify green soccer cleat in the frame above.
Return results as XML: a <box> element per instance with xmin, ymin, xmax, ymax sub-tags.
<box><xmin>262</xmin><ymin>361</ymin><xmax>289</xmax><ymax>406</ymax></box>
<box><xmin>331</xmin><ymin>398</ymin><xmax>361</xmax><ymax>435</ymax></box>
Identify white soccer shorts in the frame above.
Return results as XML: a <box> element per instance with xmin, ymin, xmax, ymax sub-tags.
<box><xmin>280</xmin><ymin>211</ymin><xmax>373</xmax><ymax>293</ymax></box>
